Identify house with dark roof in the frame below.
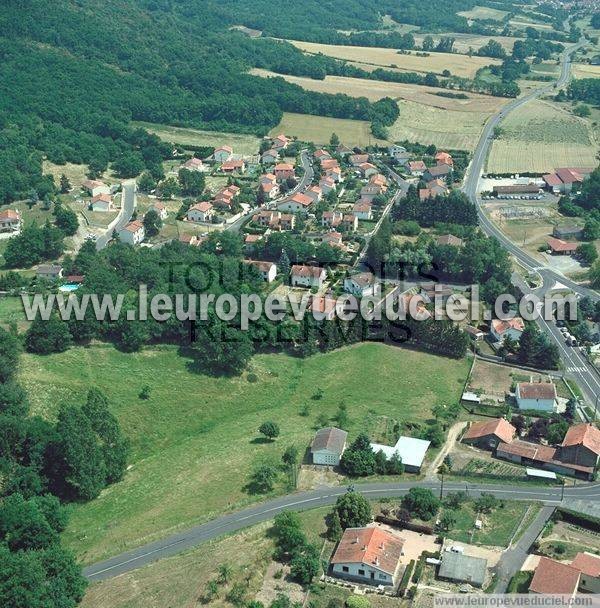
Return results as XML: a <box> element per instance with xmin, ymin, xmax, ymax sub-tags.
<box><xmin>438</xmin><ymin>552</ymin><xmax>487</xmax><ymax>587</ymax></box>
<box><xmin>330</xmin><ymin>527</ymin><xmax>404</xmax><ymax>586</ymax></box>
<box><xmin>516</xmin><ymin>382</ymin><xmax>557</xmax><ymax>412</ymax></box>
<box><xmin>424</xmin><ymin>164</ymin><xmax>452</xmax><ymax>182</ymax></box>
<box><xmin>462</xmin><ymin>419</ymin><xmax>516</xmax><ymax>451</ymax></box>
<box><xmin>552</xmin><ymin>225</ymin><xmax>584</xmax><ymax>240</ymax></box>
<box><xmin>436</xmin><ymin>234</ymin><xmax>464</xmax><ymax>248</ymax></box>
<box><xmin>311</xmin><ymin>427</ymin><xmax>348</xmax><ymax>465</ymax></box>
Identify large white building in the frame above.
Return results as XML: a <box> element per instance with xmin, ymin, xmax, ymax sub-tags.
<box><xmin>516</xmin><ymin>382</ymin><xmax>557</xmax><ymax>412</ymax></box>
<box><xmin>370</xmin><ymin>436</ymin><xmax>431</xmax><ymax>473</ymax></box>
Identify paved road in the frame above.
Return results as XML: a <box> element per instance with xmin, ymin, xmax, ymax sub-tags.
<box><xmin>226</xmin><ymin>149</ymin><xmax>314</xmax><ymax>234</ymax></box>
<box><xmin>95</xmin><ymin>180</ymin><xmax>137</xmax><ymax>250</ymax></box>
<box><xmin>83</xmin><ymin>479</ymin><xmax>600</xmax><ymax>582</ymax></box>
<box><xmin>461</xmin><ymin>36</ymin><xmax>600</xmax><ymax>408</ymax></box>
<box><xmin>494</xmin><ymin>505</ymin><xmax>555</xmax><ymax>593</ymax></box>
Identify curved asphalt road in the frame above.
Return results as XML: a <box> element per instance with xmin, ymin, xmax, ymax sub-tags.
<box><xmin>461</xmin><ymin>37</ymin><xmax>600</xmax><ymax>408</ymax></box>
<box><xmin>84</xmin><ymin>479</ymin><xmax>600</xmax><ymax>582</ymax></box>
<box><xmin>95</xmin><ymin>180</ymin><xmax>137</xmax><ymax>250</ymax></box>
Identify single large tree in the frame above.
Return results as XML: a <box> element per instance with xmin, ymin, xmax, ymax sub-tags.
<box><xmin>335</xmin><ymin>490</ymin><xmax>372</xmax><ymax>529</ymax></box>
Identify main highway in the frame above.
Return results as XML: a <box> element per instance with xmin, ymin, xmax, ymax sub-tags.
<box><xmin>83</xmin><ymin>479</ymin><xmax>600</xmax><ymax>582</ymax></box>
<box><xmin>460</xmin><ymin>36</ymin><xmax>600</xmax><ymax>409</ymax></box>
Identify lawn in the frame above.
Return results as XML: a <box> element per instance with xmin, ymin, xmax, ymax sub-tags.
<box><xmin>133</xmin><ymin>121</ymin><xmax>261</xmax><ymax>155</ymax></box>
<box><xmin>457</xmin><ymin>6</ymin><xmax>509</xmax><ymax>21</ymax></box>
<box><xmin>443</xmin><ymin>501</ymin><xmax>535</xmax><ymax>547</ymax></box>
<box><xmin>486</xmin><ymin>99</ymin><xmax>598</xmax><ymax>173</ymax></box>
<box><xmin>285</xmin><ymin>40</ymin><xmax>499</xmax><ymax>78</ymax></box>
<box><xmin>0</xmin><ymin>296</ymin><xmax>29</xmax><ymax>331</ymax></box>
<box><xmin>19</xmin><ymin>342</ymin><xmax>469</xmax><ymax>564</ymax></box>
<box><xmin>269</xmin><ymin>112</ymin><xmax>384</xmax><ymax>147</ymax></box>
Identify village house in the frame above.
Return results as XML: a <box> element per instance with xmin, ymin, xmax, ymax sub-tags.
<box><xmin>272</xmin><ymin>162</ymin><xmax>293</xmax><ymax>182</ymax></box>
<box><xmin>311</xmin><ymin>427</ymin><xmax>347</xmax><ymax>465</ymax></box>
<box><xmin>490</xmin><ymin>317</ymin><xmax>525</xmax><ymax>343</ymax></box>
<box><xmin>341</xmin><ymin>213</ymin><xmax>358</xmax><ymax>232</ymax></box>
<box><xmin>571</xmin><ymin>552</ymin><xmax>600</xmax><ymax>593</ymax></box>
<box><xmin>36</xmin><ymin>264</ymin><xmax>64</xmax><ymax>281</ymax></box>
<box><xmin>119</xmin><ymin>220</ymin><xmax>145</xmax><ymax>245</ymax></box>
<box><xmin>404</xmin><ymin>160</ymin><xmax>427</xmax><ymax>176</ymax></box>
<box><xmin>529</xmin><ymin>557</ymin><xmax>580</xmax><ymax>596</ymax></box>
<box><xmin>515</xmin><ymin>382</ymin><xmax>557</xmax><ymax>412</ymax></box>
<box><xmin>314</xmin><ymin>149</ymin><xmax>332</xmax><ymax>162</ymax></box>
<box><xmin>360</xmin><ymin>184</ymin><xmax>384</xmax><ymax>203</ymax></box>
<box><xmin>546</xmin><ymin>236</ymin><xmax>578</xmax><ymax>255</ymax></box>
<box><xmin>424</xmin><ymin>164</ymin><xmax>452</xmax><ymax>182</ymax></box>
<box><xmin>151</xmin><ymin>201</ymin><xmax>168</xmax><ymax>221</ymax></box>
<box><xmin>388</xmin><ymin>145</ymin><xmax>410</xmax><ymax>162</ymax></box>
<box><xmin>182</xmin><ymin>157</ymin><xmax>204</xmax><ymax>172</ymax></box>
<box><xmin>221</xmin><ymin>159</ymin><xmax>246</xmax><ymax>174</ymax></box>
<box><xmin>559</xmin><ymin>423</ymin><xmax>600</xmax><ymax>471</ymax></box>
<box><xmin>462</xmin><ymin>418</ymin><xmax>516</xmax><ymax>451</ymax></box>
<box><xmin>322</xmin><ymin>211</ymin><xmax>343</xmax><ymax>229</ymax></box>
<box><xmin>435</xmin><ymin>151</ymin><xmax>453</xmax><ymax>167</ymax></box>
<box><xmin>82</xmin><ymin>179</ymin><xmax>111</xmax><ymax>197</ymax></box>
<box><xmin>290</xmin><ymin>264</ymin><xmax>326</xmax><ymax>289</ymax></box>
<box><xmin>436</xmin><ymin>234</ymin><xmax>464</xmax><ymax>247</ymax></box>
<box><xmin>261</xmin><ymin>149</ymin><xmax>279</xmax><ymax>165</ymax></box>
<box><xmin>0</xmin><ymin>209</ymin><xmax>21</xmax><ymax>232</ymax></box>
<box><xmin>245</xmin><ymin>260</ymin><xmax>277</xmax><ymax>282</ymax></box>
<box><xmin>213</xmin><ymin>185</ymin><xmax>240</xmax><ymax>210</ymax></box>
<box><xmin>464</xmin><ymin>325</ymin><xmax>485</xmax><ymax>340</ymax></box>
<box><xmin>336</xmin><ymin>143</ymin><xmax>352</xmax><ymax>156</ymax></box>
<box><xmin>259</xmin><ymin>174</ymin><xmax>280</xmax><ymax>199</ymax></box>
<box><xmin>326</xmin><ymin>166</ymin><xmax>343</xmax><ymax>183</ymax></box>
<box><xmin>330</xmin><ymin>527</ymin><xmax>404</xmax><ymax>586</ymax></box>
<box><xmin>353</xmin><ymin>201</ymin><xmax>372</xmax><ymax>220</ymax></box>
<box><xmin>311</xmin><ymin>295</ymin><xmax>338</xmax><ymax>321</ymax></box>
<box><xmin>244</xmin><ymin>233</ymin><xmax>262</xmax><ymax>249</ymax></box>
<box><xmin>319</xmin><ymin>176</ymin><xmax>336</xmax><ymax>194</ymax></box>
<box><xmin>349</xmin><ymin>153</ymin><xmax>369</xmax><ymax>167</ymax></box>
<box><xmin>542</xmin><ymin>167</ymin><xmax>592</xmax><ymax>194</ymax></box>
<box><xmin>187</xmin><ymin>201</ymin><xmax>214</xmax><ymax>223</ymax></box>
<box><xmin>305</xmin><ymin>185</ymin><xmax>322</xmax><ymax>203</ymax></box>
<box><xmin>253</xmin><ymin>210</ymin><xmax>294</xmax><ymax>231</ymax></box>
<box><xmin>344</xmin><ymin>271</ymin><xmax>377</xmax><ymax>298</ymax></box>
<box><xmin>91</xmin><ymin>193</ymin><xmax>114</xmax><ymax>212</ymax></box>
<box><xmin>278</xmin><ymin>192</ymin><xmax>313</xmax><ymax>213</ymax></box>
<box><xmin>213</xmin><ymin>145</ymin><xmax>233</xmax><ymax>163</ymax></box>
<box><xmin>322</xmin><ymin>231</ymin><xmax>345</xmax><ymax>249</ymax></box>
<box><xmin>321</xmin><ymin>158</ymin><xmax>339</xmax><ymax>172</ymax></box>
<box><xmin>359</xmin><ymin>162</ymin><xmax>378</xmax><ymax>178</ymax></box>
<box><xmin>369</xmin><ymin>173</ymin><xmax>388</xmax><ymax>189</ymax></box>
<box><xmin>179</xmin><ymin>233</ymin><xmax>201</xmax><ymax>247</ymax></box>
<box><xmin>271</xmin><ymin>133</ymin><xmax>290</xmax><ymax>150</ymax></box>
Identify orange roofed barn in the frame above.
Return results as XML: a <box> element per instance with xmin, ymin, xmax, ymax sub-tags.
<box><xmin>330</xmin><ymin>527</ymin><xmax>404</xmax><ymax>586</ymax></box>
<box><xmin>462</xmin><ymin>418</ymin><xmax>516</xmax><ymax>451</ymax></box>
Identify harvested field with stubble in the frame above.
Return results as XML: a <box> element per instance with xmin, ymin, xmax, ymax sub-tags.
<box><xmin>486</xmin><ymin>99</ymin><xmax>598</xmax><ymax>173</ymax></box>
<box><xmin>412</xmin><ymin>33</ymin><xmax>521</xmax><ymax>54</ymax></box>
<box><xmin>285</xmin><ymin>40</ymin><xmax>500</xmax><ymax>78</ymax></box>
<box><xmin>269</xmin><ymin>112</ymin><xmax>384</xmax><ymax>146</ymax></box>
<box><xmin>572</xmin><ymin>62</ymin><xmax>600</xmax><ymax>79</ymax></box>
<box><xmin>458</xmin><ymin>5</ymin><xmax>509</xmax><ymax>20</ymax></box>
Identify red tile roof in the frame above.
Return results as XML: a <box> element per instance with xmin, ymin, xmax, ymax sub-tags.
<box><xmin>561</xmin><ymin>423</ymin><xmax>600</xmax><ymax>455</ymax></box>
<box><xmin>311</xmin><ymin>427</ymin><xmax>347</xmax><ymax>453</ymax></box>
<box><xmin>517</xmin><ymin>382</ymin><xmax>556</xmax><ymax>400</ymax></box>
<box><xmin>546</xmin><ymin>236</ymin><xmax>577</xmax><ymax>253</ymax></box>
<box><xmin>491</xmin><ymin>317</ymin><xmax>525</xmax><ymax>335</ymax></box>
<box><xmin>0</xmin><ymin>209</ymin><xmax>20</xmax><ymax>221</ymax></box>
<box><xmin>571</xmin><ymin>552</ymin><xmax>600</xmax><ymax>578</ymax></box>
<box><xmin>463</xmin><ymin>418</ymin><xmax>516</xmax><ymax>444</ymax></box>
<box><xmin>555</xmin><ymin>167</ymin><xmax>584</xmax><ymax>184</ymax></box>
<box><xmin>529</xmin><ymin>557</ymin><xmax>580</xmax><ymax>594</ymax></box>
<box><xmin>543</xmin><ymin>173</ymin><xmax>562</xmax><ymax>187</ymax></box>
<box><xmin>291</xmin><ymin>264</ymin><xmax>325</xmax><ymax>279</ymax></box>
<box><xmin>331</xmin><ymin>528</ymin><xmax>404</xmax><ymax>576</ymax></box>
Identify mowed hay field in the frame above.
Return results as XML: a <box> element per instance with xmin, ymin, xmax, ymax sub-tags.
<box><xmin>20</xmin><ymin>342</ymin><xmax>469</xmax><ymax>564</ymax></box>
<box><xmin>133</xmin><ymin>121</ymin><xmax>261</xmax><ymax>155</ymax></box>
<box><xmin>458</xmin><ymin>5</ymin><xmax>509</xmax><ymax>20</ymax></box>
<box><xmin>269</xmin><ymin>112</ymin><xmax>385</xmax><ymax>146</ymax></box>
<box><xmin>572</xmin><ymin>63</ymin><xmax>600</xmax><ymax>79</ymax></box>
<box><xmin>285</xmin><ymin>40</ymin><xmax>499</xmax><ymax>78</ymax></box>
<box><xmin>486</xmin><ymin>99</ymin><xmax>598</xmax><ymax>173</ymax></box>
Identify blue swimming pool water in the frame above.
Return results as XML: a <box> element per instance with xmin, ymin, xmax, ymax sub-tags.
<box><xmin>59</xmin><ymin>283</ymin><xmax>80</xmax><ymax>292</ymax></box>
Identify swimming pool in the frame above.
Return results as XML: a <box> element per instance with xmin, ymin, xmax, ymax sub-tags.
<box><xmin>59</xmin><ymin>283</ymin><xmax>81</xmax><ymax>292</ymax></box>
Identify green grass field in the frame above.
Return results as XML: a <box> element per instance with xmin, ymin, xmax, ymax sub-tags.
<box><xmin>458</xmin><ymin>5</ymin><xmax>509</xmax><ymax>21</ymax></box>
<box><xmin>0</xmin><ymin>296</ymin><xmax>29</xmax><ymax>331</ymax></box>
<box><xmin>20</xmin><ymin>342</ymin><xmax>468</xmax><ymax>564</ymax></box>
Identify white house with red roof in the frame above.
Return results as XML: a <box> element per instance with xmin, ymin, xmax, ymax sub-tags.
<box><xmin>187</xmin><ymin>201</ymin><xmax>214</xmax><ymax>223</ymax></box>
<box><xmin>330</xmin><ymin>527</ymin><xmax>405</xmax><ymax>586</ymax></box>
<box><xmin>244</xmin><ymin>260</ymin><xmax>277</xmax><ymax>283</ymax></box>
<box><xmin>290</xmin><ymin>264</ymin><xmax>326</xmax><ymax>289</ymax></box>
<box><xmin>82</xmin><ymin>179</ymin><xmax>111</xmax><ymax>197</ymax></box>
<box><xmin>182</xmin><ymin>157</ymin><xmax>204</xmax><ymax>172</ymax></box>
<box><xmin>271</xmin><ymin>134</ymin><xmax>290</xmax><ymax>150</ymax></box>
<box><xmin>571</xmin><ymin>552</ymin><xmax>600</xmax><ymax>593</ymax></box>
<box><xmin>353</xmin><ymin>201</ymin><xmax>372</xmax><ymax>220</ymax></box>
<box><xmin>118</xmin><ymin>220</ymin><xmax>145</xmax><ymax>246</ymax></box>
<box><xmin>529</xmin><ymin>557</ymin><xmax>580</xmax><ymax>596</ymax></box>
<box><xmin>516</xmin><ymin>381</ymin><xmax>557</xmax><ymax>412</ymax></box>
<box><xmin>274</xmin><ymin>163</ymin><xmax>295</xmax><ymax>182</ymax></box>
<box><xmin>91</xmin><ymin>193</ymin><xmax>114</xmax><ymax>212</ymax></box>
<box><xmin>261</xmin><ymin>149</ymin><xmax>280</xmax><ymax>165</ymax></box>
<box><xmin>0</xmin><ymin>209</ymin><xmax>21</xmax><ymax>232</ymax></box>
<box><xmin>151</xmin><ymin>201</ymin><xmax>168</xmax><ymax>221</ymax></box>
<box><xmin>278</xmin><ymin>193</ymin><xmax>313</xmax><ymax>213</ymax></box>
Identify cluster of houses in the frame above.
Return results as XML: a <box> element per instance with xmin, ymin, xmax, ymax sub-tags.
<box><xmin>186</xmin><ymin>185</ymin><xmax>241</xmax><ymax>224</ymax></box>
<box><xmin>463</xmin><ymin>418</ymin><xmax>600</xmax><ymax>480</ymax></box>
